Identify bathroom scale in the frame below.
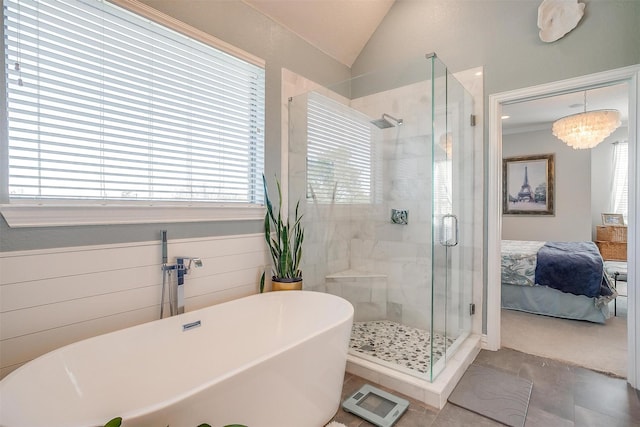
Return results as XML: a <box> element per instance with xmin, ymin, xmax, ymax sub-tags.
<box><xmin>342</xmin><ymin>384</ymin><xmax>409</xmax><ymax>427</ymax></box>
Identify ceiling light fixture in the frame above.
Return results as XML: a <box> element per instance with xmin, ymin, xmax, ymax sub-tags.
<box><xmin>552</xmin><ymin>91</ymin><xmax>621</xmax><ymax>149</ymax></box>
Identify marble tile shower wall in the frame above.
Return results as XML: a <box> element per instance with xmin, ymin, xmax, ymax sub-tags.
<box><xmin>288</xmin><ymin>80</ymin><xmax>440</xmax><ymax>331</ymax></box>
<box><xmin>348</xmin><ymin>77</ymin><xmax>479</xmax><ymax>336</ymax></box>
<box><xmin>288</xmin><ymin>68</ymin><xmax>482</xmax><ymax>341</ymax></box>
<box><xmin>352</xmin><ymin>140</ymin><xmax>433</xmax><ymax>329</ymax></box>
<box><xmin>349</xmin><ymin>82</ymin><xmax>435</xmax><ymax>331</ymax></box>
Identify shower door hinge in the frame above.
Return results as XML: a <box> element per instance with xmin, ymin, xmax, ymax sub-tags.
<box><xmin>470</xmin><ymin>114</ymin><xmax>477</xmax><ymax>127</ymax></box>
<box><xmin>469</xmin><ymin>303</ymin><xmax>476</xmax><ymax>315</ymax></box>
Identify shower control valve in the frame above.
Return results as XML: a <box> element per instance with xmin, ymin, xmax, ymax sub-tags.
<box><xmin>391</xmin><ymin>209</ymin><xmax>409</xmax><ymax>225</ymax></box>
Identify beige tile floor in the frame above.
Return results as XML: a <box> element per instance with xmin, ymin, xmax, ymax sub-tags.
<box><xmin>330</xmin><ymin>348</ymin><xmax>640</xmax><ymax>426</ymax></box>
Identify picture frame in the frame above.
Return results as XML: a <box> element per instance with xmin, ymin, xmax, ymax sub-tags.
<box><xmin>602</xmin><ymin>213</ymin><xmax>625</xmax><ymax>226</ymax></box>
<box><xmin>503</xmin><ymin>154</ymin><xmax>555</xmax><ymax>215</ymax></box>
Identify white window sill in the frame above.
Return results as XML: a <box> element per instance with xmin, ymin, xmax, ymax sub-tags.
<box><xmin>0</xmin><ymin>203</ymin><xmax>265</xmax><ymax>228</ymax></box>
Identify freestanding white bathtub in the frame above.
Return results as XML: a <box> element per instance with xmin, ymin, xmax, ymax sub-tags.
<box><xmin>0</xmin><ymin>291</ymin><xmax>354</xmax><ymax>427</ymax></box>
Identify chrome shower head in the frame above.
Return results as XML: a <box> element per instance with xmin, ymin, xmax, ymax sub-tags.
<box><xmin>370</xmin><ymin>113</ymin><xmax>403</xmax><ymax>129</ymax></box>
<box><xmin>370</xmin><ymin>117</ymin><xmax>395</xmax><ymax>129</ymax></box>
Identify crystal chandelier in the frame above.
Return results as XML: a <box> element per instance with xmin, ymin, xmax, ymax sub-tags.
<box><xmin>552</xmin><ymin>91</ymin><xmax>621</xmax><ymax>150</ymax></box>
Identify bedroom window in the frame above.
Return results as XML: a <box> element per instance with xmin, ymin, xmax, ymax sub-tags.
<box><xmin>611</xmin><ymin>141</ymin><xmax>628</xmax><ymax>223</ymax></box>
<box><xmin>306</xmin><ymin>92</ymin><xmax>377</xmax><ymax>204</ymax></box>
<box><xmin>3</xmin><ymin>0</ymin><xmax>265</xmax><ymax>210</ymax></box>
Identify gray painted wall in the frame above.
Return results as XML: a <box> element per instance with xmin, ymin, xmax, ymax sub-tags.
<box><xmin>502</xmin><ymin>129</ymin><xmax>592</xmax><ymax>242</ymax></box>
<box><xmin>352</xmin><ymin>0</ymin><xmax>640</xmax><ymax>98</ymax></box>
<box><xmin>0</xmin><ymin>0</ymin><xmax>350</xmax><ymax>252</ymax></box>
<box><xmin>502</xmin><ymin>126</ymin><xmax>627</xmax><ymax>240</ymax></box>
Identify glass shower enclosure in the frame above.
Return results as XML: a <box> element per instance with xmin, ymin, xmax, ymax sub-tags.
<box><xmin>288</xmin><ymin>54</ymin><xmax>476</xmax><ymax>382</ymax></box>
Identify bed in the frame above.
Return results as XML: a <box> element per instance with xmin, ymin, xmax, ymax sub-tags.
<box><xmin>501</xmin><ymin>240</ymin><xmax>617</xmax><ymax>324</ymax></box>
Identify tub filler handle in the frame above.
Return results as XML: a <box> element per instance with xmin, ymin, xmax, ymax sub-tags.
<box><xmin>182</xmin><ymin>320</ymin><xmax>202</xmax><ymax>331</ymax></box>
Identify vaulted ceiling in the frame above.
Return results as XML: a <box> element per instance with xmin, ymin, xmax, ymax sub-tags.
<box><xmin>241</xmin><ymin>0</ymin><xmax>395</xmax><ymax>67</ymax></box>
<box><xmin>240</xmin><ymin>1</ymin><xmax>629</xmax><ymax>133</ymax></box>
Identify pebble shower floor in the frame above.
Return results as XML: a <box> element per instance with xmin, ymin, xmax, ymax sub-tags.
<box><xmin>349</xmin><ymin>320</ymin><xmax>454</xmax><ymax>374</ymax></box>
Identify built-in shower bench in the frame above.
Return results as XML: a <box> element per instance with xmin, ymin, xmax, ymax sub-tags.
<box><xmin>325</xmin><ymin>270</ymin><xmax>387</xmax><ymax>321</ymax></box>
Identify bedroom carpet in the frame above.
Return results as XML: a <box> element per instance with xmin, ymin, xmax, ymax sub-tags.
<box><xmin>501</xmin><ymin>309</ymin><xmax>627</xmax><ymax>378</ymax></box>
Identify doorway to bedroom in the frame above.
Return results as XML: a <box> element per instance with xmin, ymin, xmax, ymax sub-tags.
<box><xmin>498</xmin><ymin>83</ymin><xmax>629</xmax><ymax>377</ymax></box>
<box><xmin>486</xmin><ymin>65</ymin><xmax>639</xmax><ymax>387</ymax></box>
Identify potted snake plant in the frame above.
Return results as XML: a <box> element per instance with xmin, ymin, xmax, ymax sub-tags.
<box><xmin>260</xmin><ymin>174</ymin><xmax>304</xmax><ymax>292</ymax></box>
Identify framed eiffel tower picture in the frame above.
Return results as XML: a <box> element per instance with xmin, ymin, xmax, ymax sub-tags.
<box><xmin>503</xmin><ymin>154</ymin><xmax>555</xmax><ymax>215</ymax></box>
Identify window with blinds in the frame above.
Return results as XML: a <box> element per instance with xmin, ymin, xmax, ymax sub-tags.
<box><xmin>611</xmin><ymin>141</ymin><xmax>628</xmax><ymax>222</ymax></box>
<box><xmin>306</xmin><ymin>92</ymin><xmax>375</xmax><ymax>204</ymax></box>
<box><xmin>3</xmin><ymin>0</ymin><xmax>265</xmax><ymax>204</ymax></box>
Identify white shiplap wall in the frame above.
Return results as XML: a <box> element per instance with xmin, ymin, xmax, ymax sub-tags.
<box><xmin>0</xmin><ymin>233</ymin><xmax>268</xmax><ymax>378</ymax></box>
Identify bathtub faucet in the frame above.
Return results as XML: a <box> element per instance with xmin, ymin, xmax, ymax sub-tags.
<box><xmin>173</xmin><ymin>257</ymin><xmax>203</xmax><ymax>315</ymax></box>
<box><xmin>161</xmin><ymin>257</ymin><xmax>203</xmax><ymax>317</ymax></box>
<box><xmin>177</xmin><ymin>257</ymin><xmax>203</xmax><ymax>286</ymax></box>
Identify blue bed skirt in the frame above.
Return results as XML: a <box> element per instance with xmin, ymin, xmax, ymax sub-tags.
<box><xmin>502</xmin><ymin>283</ymin><xmax>610</xmax><ymax>324</ymax></box>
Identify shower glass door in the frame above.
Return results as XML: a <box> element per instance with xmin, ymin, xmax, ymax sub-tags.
<box><xmin>286</xmin><ymin>53</ymin><xmax>476</xmax><ymax>384</ymax></box>
<box><xmin>429</xmin><ymin>55</ymin><xmax>475</xmax><ymax>381</ymax></box>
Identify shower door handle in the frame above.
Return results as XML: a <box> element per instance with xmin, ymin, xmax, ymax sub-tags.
<box><xmin>440</xmin><ymin>214</ymin><xmax>459</xmax><ymax>247</ymax></box>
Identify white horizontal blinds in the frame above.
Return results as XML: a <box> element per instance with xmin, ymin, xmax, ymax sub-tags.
<box><xmin>611</xmin><ymin>141</ymin><xmax>628</xmax><ymax>222</ymax></box>
<box><xmin>306</xmin><ymin>92</ymin><xmax>373</xmax><ymax>204</ymax></box>
<box><xmin>4</xmin><ymin>0</ymin><xmax>265</xmax><ymax>203</ymax></box>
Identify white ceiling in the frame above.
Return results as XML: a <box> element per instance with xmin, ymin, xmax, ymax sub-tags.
<box><xmin>501</xmin><ymin>83</ymin><xmax>629</xmax><ymax>134</ymax></box>
<box><xmin>241</xmin><ymin>0</ymin><xmax>395</xmax><ymax>66</ymax></box>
